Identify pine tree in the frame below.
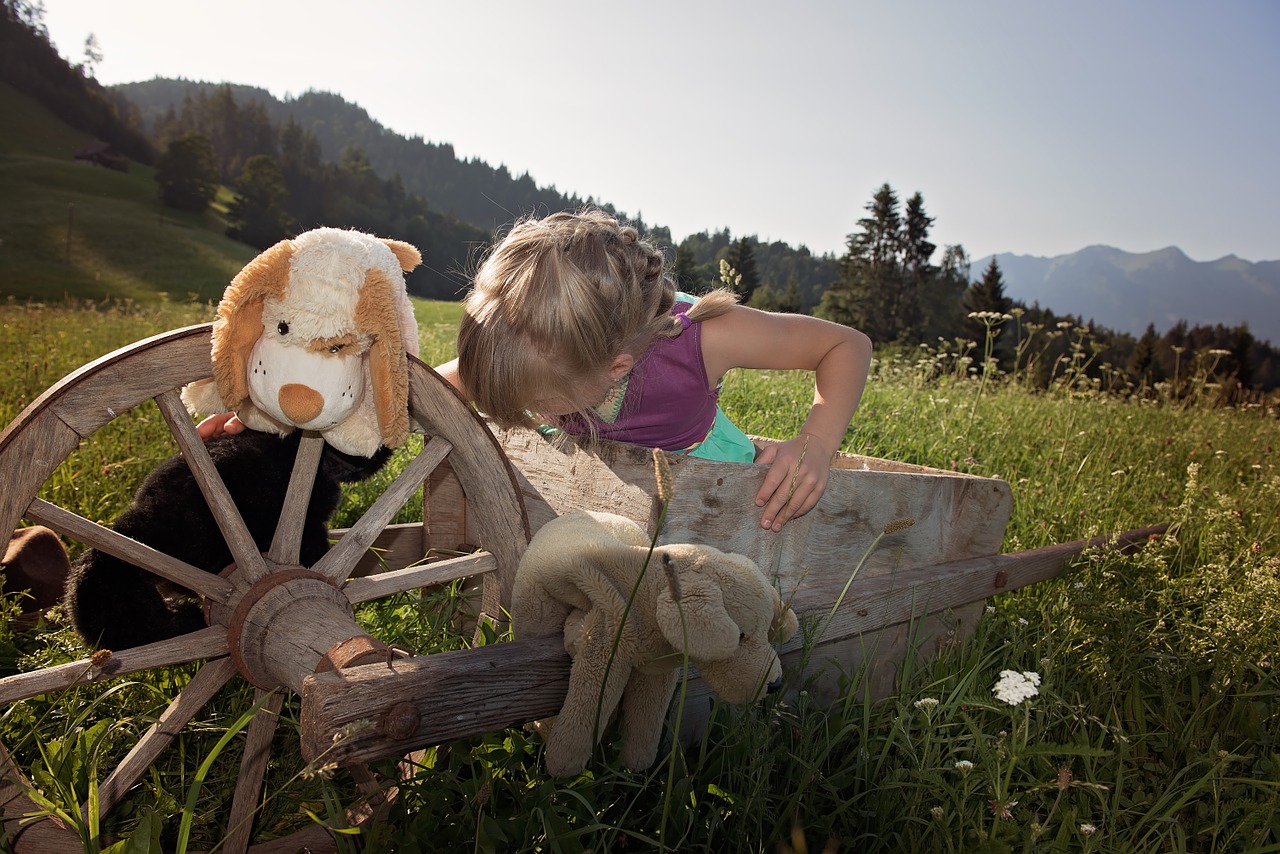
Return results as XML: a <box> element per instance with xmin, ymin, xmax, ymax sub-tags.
<box><xmin>154</xmin><ymin>132</ymin><xmax>219</xmax><ymax>212</ymax></box>
<box><xmin>670</xmin><ymin>245</ymin><xmax>702</xmax><ymax>294</ymax></box>
<box><xmin>226</xmin><ymin>155</ymin><xmax>295</xmax><ymax>249</ymax></box>
<box><xmin>724</xmin><ymin>237</ymin><xmax>760</xmax><ymax>304</ymax></box>
<box><xmin>819</xmin><ymin>183</ymin><xmax>906</xmax><ymax>339</ymax></box>
<box><xmin>1127</xmin><ymin>323</ymin><xmax>1162</xmax><ymax>388</ymax></box>
<box><xmin>962</xmin><ymin>258</ymin><xmax>1015</xmax><ymax>370</ymax></box>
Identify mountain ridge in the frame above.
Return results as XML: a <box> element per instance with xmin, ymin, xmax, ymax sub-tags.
<box><xmin>972</xmin><ymin>245</ymin><xmax>1280</xmax><ymax>346</ymax></box>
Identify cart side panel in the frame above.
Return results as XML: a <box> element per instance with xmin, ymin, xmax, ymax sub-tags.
<box><xmin>496</xmin><ymin>426</ymin><xmax>1011</xmax><ymax>720</ymax></box>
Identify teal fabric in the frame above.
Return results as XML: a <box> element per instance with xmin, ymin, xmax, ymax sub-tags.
<box><xmin>686</xmin><ymin>406</ymin><xmax>757</xmax><ymax>463</ymax></box>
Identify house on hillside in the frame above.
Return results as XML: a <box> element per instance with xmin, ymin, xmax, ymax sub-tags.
<box><xmin>74</xmin><ymin>142</ymin><xmax>128</xmax><ymax>172</ymax></box>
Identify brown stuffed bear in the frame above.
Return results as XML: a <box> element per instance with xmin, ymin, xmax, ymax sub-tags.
<box><xmin>512</xmin><ymin>510</ymin><xmax>798</xmax><ymax>777</ymax></box>
<box><xmin>2</xmin><ymin>526</ymin><xmax>70</xmax><ymax>618</ymax></box>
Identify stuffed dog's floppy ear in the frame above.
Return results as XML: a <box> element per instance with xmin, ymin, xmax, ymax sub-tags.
<box><xmin>655</xmin><ymin>555</ymin><xmax>741</xmax><ymax>661</ymax></box>
<box><xmin>380</xmin><ymin>238</ymin><xmax>422</xmax><ymax>273</ymax></box>
<box><xmin>356</xmin><ymin>267</ymin><xmax>411</xmax><ymax>448</ymax></box>
<box><xmin>210</xmin><ymin>239</ymin><xmax>294</xmax><ymax>409</ymax></box>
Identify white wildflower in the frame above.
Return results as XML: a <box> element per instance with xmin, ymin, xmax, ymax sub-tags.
<box><xmin>953</xmin><ymin>759</ymin><xmax>975</xmax><ymax>775</ymax></box>
<box><xmin>992</xmin><ymin>670</ymin><xmax>1041</xmax><ymax>706</ymax></box>
<box><xmin>914</xmin><ymin>697</ymin><xmax>940</xmax><ymax>711</ymax></box>
<box><xmin>1079</xmin><ymin>822</ymin><xmax>1097</xmax><ymax>835</ymax></box>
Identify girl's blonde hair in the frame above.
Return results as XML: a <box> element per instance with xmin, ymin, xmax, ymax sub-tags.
<box><xmin>458</xmin><ymin>208</ymin><xmax>737</xmax><ymax>428</ymax></box>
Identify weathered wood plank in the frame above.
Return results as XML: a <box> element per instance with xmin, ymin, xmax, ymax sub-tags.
<box><xmin>222</xmin><ymin>688</ymin><xmax>286</xmax><ymax>854</ymax></box>
<box><xmin>25</xmin><ymin>498</ymin><xmax>233</xmax><ymax>603</ymax></box>
<box><xmin>301</xmin><ymin>635</ymin><xmax>570</xmax><ymax>764</ymax></box>
<box><xmin>155</xmin><ymin>389</ymin><xmax>271</xmax><ymax>583</ymax></box>
<box><xmin>311</xmin><ymin>437</ymin><xmax>451</xmax><ymax>583</ymax></box>
<box><xmin>267</xmin><ymin>433</ymin><xmax>325</xmax><ymax>566</ymax></box>
<box><xmin>343</xmin><ymin>552</ymin><xmax>496</xmax><ymax>604</ymax></box>
<box><xmin>0</xmin><ymin>627</ymin><xmax>229</xmax><ymax>705</ymax></box>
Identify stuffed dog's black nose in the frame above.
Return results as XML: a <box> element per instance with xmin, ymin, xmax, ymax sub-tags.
<box><xmin>766</xmin><ymin>675</ymin><xmax>784</xmax><ymax>694</ymax></box>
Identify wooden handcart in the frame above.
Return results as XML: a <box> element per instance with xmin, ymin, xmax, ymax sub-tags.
<box><xmin>0</xmin><ymin>323</ymin><xmax>1162</xmax><ymax>851</ymax></box>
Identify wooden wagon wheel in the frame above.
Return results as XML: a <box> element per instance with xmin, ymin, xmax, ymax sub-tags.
<box><xmin>0</xmin><ymin>323</ymin><xmax>529</xmax><ymax>852</ymax></box>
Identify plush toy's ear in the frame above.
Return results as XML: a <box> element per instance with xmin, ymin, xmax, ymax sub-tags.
<box><xmin>654</xmin><ymin>554</ymin><xmax>741</xmax><ymax>661</ymax></box>
<box><xmin>211</xmin><ymin>239</ymin><xmax>294</xmax><ymax>409</ymax></box>
<box><xmin>380</xmin><ymin>238</ymin><xmax>422</xmax><ymax>273</ymax></box>
<box><xmin>356</xmin><ymin>268</ymin><xmax>411</xmax><ymax>448</ymax></box>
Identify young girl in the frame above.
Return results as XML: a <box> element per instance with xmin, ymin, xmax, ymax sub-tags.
<box><xmin>434</xmin><ymin>208</ymin><xmax>872</xmax><ymax>532</ymax></box>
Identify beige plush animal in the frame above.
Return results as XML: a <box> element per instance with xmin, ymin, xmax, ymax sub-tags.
<box><xmin>182</xmin><ymin>228</ymin><xmax>421</xmax><ymax>457</ymax></box>
<box><xmin>513</xmin><ymin>510</ymin><xmax>799</xmax><ymax>777</ymax></box>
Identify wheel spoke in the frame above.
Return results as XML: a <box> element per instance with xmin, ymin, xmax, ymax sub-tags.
<box><xmin>25</xmin><ymin>498</ymin><xmax>233</xmax><ymax>603</ymax></box>
<box><xmin>267</xmin><ymin>433</ymin><xmax>325</xmax><ymax>566</ymax></box>
<box><xmin>92</xmin><ymin>657</ymin><xmax>239</xmax><ymax>816</ymax></box>
<box><xmin>344</xmin><ymin>551</ymin><xmax>496</xmax><ymax>604</ymax></box>
<box><xmin>155</xmin><ymin>390</ymin><xmax>270</xmax><ymax>583</ymax></box>
<box><xmin>311</xmin><ymin>437</ymin><xmax>452</xmax><ymax>583</ymax></box>
<box><xmin>0</xmin><ymin>627</ymin><xmax>229</xmax><ymax>705</ymax></box>
<box><xmin>221</xmin><ymin>688</ymin><xmax>285</xmax><ymax>854</ymax></box>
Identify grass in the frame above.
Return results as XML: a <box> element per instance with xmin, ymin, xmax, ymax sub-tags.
<box><xmin>0</xmin><ymin>81</ymin><xmax>258</xmax><ymax>305</ymax></box>
<box><xmin>0</xmin><ymin>301</ymin><xmax>1276</xmax><ymax>851</ymax></box>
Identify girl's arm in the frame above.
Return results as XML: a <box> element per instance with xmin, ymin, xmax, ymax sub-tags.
<box><xmin>701</xmin><ymin>305</ymin><xmax>872</xmax><ymax>532</ymax></box>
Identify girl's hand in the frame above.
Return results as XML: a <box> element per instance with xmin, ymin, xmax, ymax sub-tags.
<box><xmin>196</xmin><ymin>411</ymin><xmax>246</xmax><ymax>441</ymax></box>
<box><xmin>753</xmin><ymin>433</ymin><xmax>834</xmax><ymax>532</ymax></box>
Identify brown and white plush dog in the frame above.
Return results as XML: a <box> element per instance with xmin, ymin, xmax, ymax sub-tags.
<box><xmin>513</xmin><ymin>510</ymin><xmax>799</xmax><ymax>777</ymax></box>
<box><xmin>182</xmin><ymin>228</ymin><xmax>421</xmax><ymax>457</ymax></box>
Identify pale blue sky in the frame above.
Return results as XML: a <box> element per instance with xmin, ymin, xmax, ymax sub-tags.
<box><xmin>40</xmin><ymin>0</ymin><xmax>1280</xmax><ymax>263</ymax></box>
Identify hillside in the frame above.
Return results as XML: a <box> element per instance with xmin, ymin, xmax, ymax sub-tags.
<box><xmin>973</xmin><ymin>246</ymin><xmax>1280</xmax><ymax>346</ymax></box>
<box><xmin>115</xmin><ymin>78</ymin><xmax>606</xmax><ymax>237</ymax></box>
<box><xmin>0</xmin><ymin>80</ymin><xmax>256</xmax><ymax>303</ymax></box>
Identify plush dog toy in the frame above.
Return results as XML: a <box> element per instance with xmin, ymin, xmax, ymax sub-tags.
<box><xmin>182</xmin><ymin>228</ymin><xmax>421</xmax><ymax>457</ymax></box>
<box><xmin>512</xmin><ymin>510</ymin><xmax>798</xmax><ymax>777</ymax></box>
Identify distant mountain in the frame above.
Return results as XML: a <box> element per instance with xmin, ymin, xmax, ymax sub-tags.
<box><xmin>971</xmin><ymin>246</ymin><xmax>1280</xmax><ymax>346</ymax></box>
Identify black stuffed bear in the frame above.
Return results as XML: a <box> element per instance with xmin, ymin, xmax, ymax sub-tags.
<box><xmin>64</xmin><ymin>429</ymin><xmax>390</xmax><ymax>651</ymax></box>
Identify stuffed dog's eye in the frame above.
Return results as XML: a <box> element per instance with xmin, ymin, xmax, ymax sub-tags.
<box><xmin>277</xmin><ymin>321</ymin><xmax>289</xmax><ymax>336</ymax></box>
<box><xmin>328</xmin><ymin>343</ymin><xmax>344</xmax><ymax>354</ymax></box>
<box><xmin>739</xmin><ymin>632</ymin><xmax>747</xmax><ymax>644</ymax></box>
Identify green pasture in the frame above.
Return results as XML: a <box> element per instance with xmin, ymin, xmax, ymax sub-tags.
<box><xmin>0</xmin><ymin>299</ymin><xmax>1276</xmax><ymax>852</ymax></box>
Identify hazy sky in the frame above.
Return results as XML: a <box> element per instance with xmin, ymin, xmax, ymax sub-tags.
<box><xmin>40</xmin><ymin>0</ymin><xmax>1280</xmax><ymax>263</ymax></box>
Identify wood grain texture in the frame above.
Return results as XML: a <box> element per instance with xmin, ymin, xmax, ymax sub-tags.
<box><xmin>267</xmin><ymin>433</ymin><xmax>325</xmax><ymax>566</ymax></box>
<box><xmin>0</xmin><ymin>627</ymin><xmax>229</xmax><ymax>705</ymax></box>
<box><xmin>25</xmin><ymin>498</ymin><xmax>233</xmax><ymax>603</ymax></box>
<box><xmin>222</xmin><ymin>688</ymin><xmax>286</xmax><ymax>854</ymax></box>
<box><xmin>493</xmin><ymin>426</ymin><xmax>1014</xmax><ymax>726</ymax></box>
<box><xmin>343</xmin><ymin>551</ymin><xmax>496</xmax><ymax>603</ymax></box>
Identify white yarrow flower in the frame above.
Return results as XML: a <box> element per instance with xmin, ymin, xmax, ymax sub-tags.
<box><xmin>953</xmin><ymin>759</ymin><xmax>975</xmax><ymax>774</ymax></box>
<box><xmin>1079</xmin><ymin>822</ymin><xmax>1097</xmax><ymax>835</ymax></box>
<box><xmin>992</xmin><ymin>670</ymin><xmax>1041</xmax><ymax>705</ymax></box>
<box><xmin>914</xmin><ymin>697</ymin><xmax>940</xmax><ymax>711</ymax></box>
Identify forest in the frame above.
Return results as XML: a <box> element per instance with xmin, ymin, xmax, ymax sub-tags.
<box><xmin>3</xmin><ymin>0</ymin><xmax>1277</xmax><ymax>398</ymax></box>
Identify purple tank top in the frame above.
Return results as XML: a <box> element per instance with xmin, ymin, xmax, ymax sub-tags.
<box><xmin>557</xmin><ymin>300</ymin><xmax>718</xmax><ymax>450</ymax></box>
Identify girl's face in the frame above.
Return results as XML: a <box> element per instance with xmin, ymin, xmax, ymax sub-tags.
<box><xmin>531</xmin><ymin>371</ymin><xmax>616</xmax><ymax>418</ymax></box>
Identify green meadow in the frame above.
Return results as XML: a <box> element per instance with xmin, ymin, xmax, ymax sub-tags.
<box><xmin>0</xmin><ymin>297</ymin><xmax>1276</xmax><ymax>852</ymax></box>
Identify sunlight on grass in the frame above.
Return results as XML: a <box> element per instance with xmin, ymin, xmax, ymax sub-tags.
<box><xmin>0</xmin><ymin>304</ymin><xmax>1277</xmax><ymax>851</ymax></box>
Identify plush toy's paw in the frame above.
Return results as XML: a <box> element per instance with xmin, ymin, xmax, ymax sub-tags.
<box><xmin>180</xmin><ymin>378</ymin><xmax>226</xmax><ymax>418</ymax></box>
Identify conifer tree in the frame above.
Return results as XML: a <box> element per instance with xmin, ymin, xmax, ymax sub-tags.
<box><xmin>962</xmin><ymin>258</ymin><xmax>1015</xmax><ymax>370</ymax></box>
<box><xmin>155</xmin><ymin>132</ymin><xmax>219</xmax><ymax>212</ymax></box>
<box><xmin>226</xmin><ymin>155</ymin><xmax>295</xmax><ymax>249</ymax></box>
<box><xmin>724</xmin><ymin>237</ymin><xmax>760</xmax><ymax>304</ymax></box>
